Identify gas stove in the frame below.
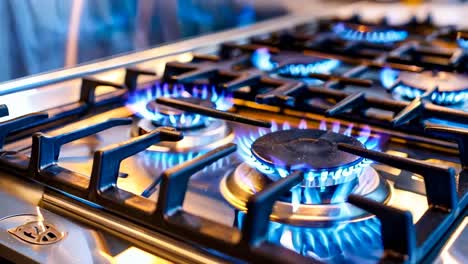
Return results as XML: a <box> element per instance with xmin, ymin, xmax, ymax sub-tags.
<box><xmin>0</xmin><ymin>5</ymin><xmax>467</xmax><ymax>264</ymax></box>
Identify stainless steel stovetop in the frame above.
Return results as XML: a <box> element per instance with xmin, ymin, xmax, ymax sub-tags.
<box><xmin>0</xmin><ymin>2</ymin><xmax>467</xmax><ymax>264</ymax></box>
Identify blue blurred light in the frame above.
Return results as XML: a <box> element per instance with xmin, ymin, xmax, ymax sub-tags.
<box><xmin>144</xmin><ymin>151</ymin><xmax>196</xmax><ymax>172</ymax></box>
<box><xmin>380</xmin><ymin>68</ymin><xmax>399</xmax><ymax>89</ymax></box>
<box><xmin>458</xmin><ymin>38</ymin><xmax>468</xmax><ymax>50</ymax></box>
<box><xmin>333</xmin><ymin>23</ymin><xmax>408</xmax><ymax>43</ymax></box>
<box><xmin>237</xmin><ymin>5</ymin><xmax>256</xmax><ymax>26</ymax></box>
<box><xmin>252</xmin><ymin>48</ymin><xmax>340</xmax><ymax>76</ymax></box>
<box><xmin>142</xmin><ymin>149</ymin><xmax>229</xmax><ymax>173</ymax></box>
<box><xmin>251</xmin><ymin>48</ymin><xmax>277</xmax><ymax>71</ymax></box>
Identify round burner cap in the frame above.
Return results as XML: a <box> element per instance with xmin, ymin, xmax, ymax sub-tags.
<box><xmin>399</xmin><ymin>71</ymin><xmax>468</xmax><ymax>93</ymax></box>
<box><xmin>251</xmin><ymin>129</ymin><xmax>364</xmax><ymax>171</ymax></box>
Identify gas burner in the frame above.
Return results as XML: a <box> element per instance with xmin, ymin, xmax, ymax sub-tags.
<box><xmin>221</xmin><ymin>120</ymin><xmax>390</xmax><ymax>226</ymax></box>
<box><xmin>237</xmin><ymin>120</ymin><xmax>380</xmax><ymax>185</ymax></box>
<box><xmin>332</xmin><ymin>22</ymin><xmax>408</xmax><ymax>43</ymax></box>
<box><xmin>251</xmin><ymin>48</ymin><xmax>276</xmax><ymax>71</ymax></box>
<box><xmin>127</xmin><ymin>83</ymin><xmax>232</xmax><ymax>121</ymax></box>
<box><xmin>381</xmin><ymin>69</ymin><xmax>468</xmax><ymax>105</ymax></box>
<box><xmin>127</xmin><ymin>83</ymin><xmax>234</xmax><ymax>152</ymax></box>
<box><xmin>251</xmin><ymin>48</ymin><xmax>339</xmax><ymax>77</ymax></box>
<box><xmin>251</xmin><ymin>129</ymin><xmax>364</xmax><ymax>184</ymax></box>
<box><xmin>221</xmin><ymin>161</ymin><xmax>389</xmax><ymax>225</ymax></box>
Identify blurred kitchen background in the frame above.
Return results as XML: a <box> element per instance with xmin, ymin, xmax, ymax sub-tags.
<box><xmin>1</xmin><ymin>0</ymin><xmax>466</xmax><ymax>83</ymax></box>
<box><xmin>0</xmin><ymin>0</ymin><xmax>291</xmax><ymax>82</ymax></box>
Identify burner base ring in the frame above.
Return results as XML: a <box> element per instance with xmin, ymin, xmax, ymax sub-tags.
<box><xmin>131</xmin><ymin>118</ymin><xmax>234</xmax><ymax>152</ymax></box>
<box><xmin>220</xmin><ymin>162</ymin><xmax>391</xmax><ymax>227</ymax></box>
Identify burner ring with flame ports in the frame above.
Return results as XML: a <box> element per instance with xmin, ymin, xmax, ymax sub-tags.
<box><xmin>250</xmin><ymin>48</ymin><xmax>340</xmax><ymax>77</ymax></box>
<box><xmin>220</xmin><ymin>162</ymin><xmax>391</xmax><ymax>227</ymax></box>
<box><xmin>396</xmin><ymin>71</ymin><xmax>468</xmax><ymax>105</ymax></box>
<box><xmin>146</xmin><ymin>97</ymin><xmax>215</xmax><ymax>130</ymax></box>
<box><xmin>332</xmin><ymin>22</ymin><xmax>408</xmax><ymax>43</ymax></box>
<box><xmin>251</xmin><ymin>129</ymin><xmax>365</xmax><ymax>186</ymax></box>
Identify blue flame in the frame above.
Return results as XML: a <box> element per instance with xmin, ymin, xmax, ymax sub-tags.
<box><xmin>380</xmin><ymin>69</ymin><xmax>468</xmax><ymax>105</ymax></box>
<box><xmin>126</xmin><ymin>83</ymin><xmax>233</xmax><ymax>127</ymax></box>
<box><xmin>251</xmin><ymin>48</ymin><xmax>277</xmax><ymax>71</ymax></box>
<box><xmin>277</xmin><ymin>60</ymin><xmax>340</xmax><ymax>77</ymax></box>
<box><xmin>458</xmin><ymin>38</ymin><xmax>468</xmax><ymax>50</ymax></box>
<box><xmin>380</xmin><ymin>68</ymin><xmax>399</xmax><ymax>89</ymax></box>
<box><xmin>251</xmin><ymin>48</ymin><xmax>339</xmax><ymax>76</ymax></box>
<box><xmin>140</xmin><ymin>150</ymin><xmax>230</xmax><ymax>197</ymax></box>
<box><xmin>333</xmin><ymin>23</ymin><xmax>408</xmax><ymax>43</ymax></box>
<box><xmin>237</xmin><ymin>211</ymin><xmax>383</xmax><ymax>260</ymax></box>
<box><xmin>393</xmin><ymin>86</ymin><xmax>468</xmax><ymax>105</ymax></box>
<box><xmin>237</xmin><ymin>120</ymin><xmax>379</xmax><ymax>188</ymax></box>
<box><xmin>430</xmin><ymin>91</ymin><xmax>468</xmax><ymax>105</ymax></box>
<box><xmin>142</xmin><ymin>149</ymin><xmax>230</xmax><ymax>172</ymax></box>
<box><xmin>143</xmin><ymin>151</ymin><xmax>197</xmax><ymax>171</ymax></box>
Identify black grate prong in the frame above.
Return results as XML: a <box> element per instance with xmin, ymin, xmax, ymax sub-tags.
<box><xmin>124</xmin><ymin>67</ymin><xmax>156</xmax><ymax>92</ymax></box>
<box><xmin>308</xmin><ymin>73</ymin><xmax>373</xmax><ymax>87</ymax></box>
<box><xmin>326</xmin><ymin>92</ymin><xmax>365</xmax><ymax>117</ymax></box>
<box><xmin>173</xmin><ymin>67</ymin><xmax>218</xmax><ymax>83</ymax></box>
<box><xmin>338</xmin><ymin>143</ymin><xmax>458</xmax><ymax>211</ymax></box>
<box><xmin>425</xmin><ymin>125</ymin><xmax>468</xmax><ymax>168</ymax></box>
<box><xmin>31</xmin><ymin>118</ymin><xmax>132</xmax><ymax>170</ymax></box>
<box><xmin>163</xmin><ymin>61</ymin><xmax>217</xmax><ymax>83</ymax></box>
<box><xmin>80</xmin><ymin>77</ymin><xmax>126</xmax><ymax>106</ymax></box>
<box><xmin>89</xmin><ymin>127</ymin><xmax>182</xmax><ymax>197</ymax></box>
<box><xmin>0</xmin><ymin>105</ymin><xmax>8</xmax><ymax>118</ymax></box>
<box><xmin>0</xmin><ymin>112</ymin><xmax>48</xmax><ymax>149</ymax></box>
<box><xmin>156</xmin><ymin>97</ymin><xmax>271</xmax><ymax>128</ymax></box>
<box><xmin>241</xmin><ymin>170</ymin><xmax>303</xmax><ymax>245</ymax></box>
<box><xmin>157</xmin><ymin>143</ymin><xmax>236</xmax><ymax>216</ymax></box>
<box><xmin>348</xmin><ymin>194</ymin><xmax>416</xmax><ymax>262</ymax></box>
<box><xmin>221</xmin><ymin>72</ymin><xmax>262</xmax><ymax>91</ymax></box>
<box><xmin>392</xmin><ymin>98</ymin><xmax>425</xmax><ymax>126</ymax></box>
<box><xmin>255</xmin><ymin>81</ymin><xmax>305</xmax><ymax>107</ymax></box>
